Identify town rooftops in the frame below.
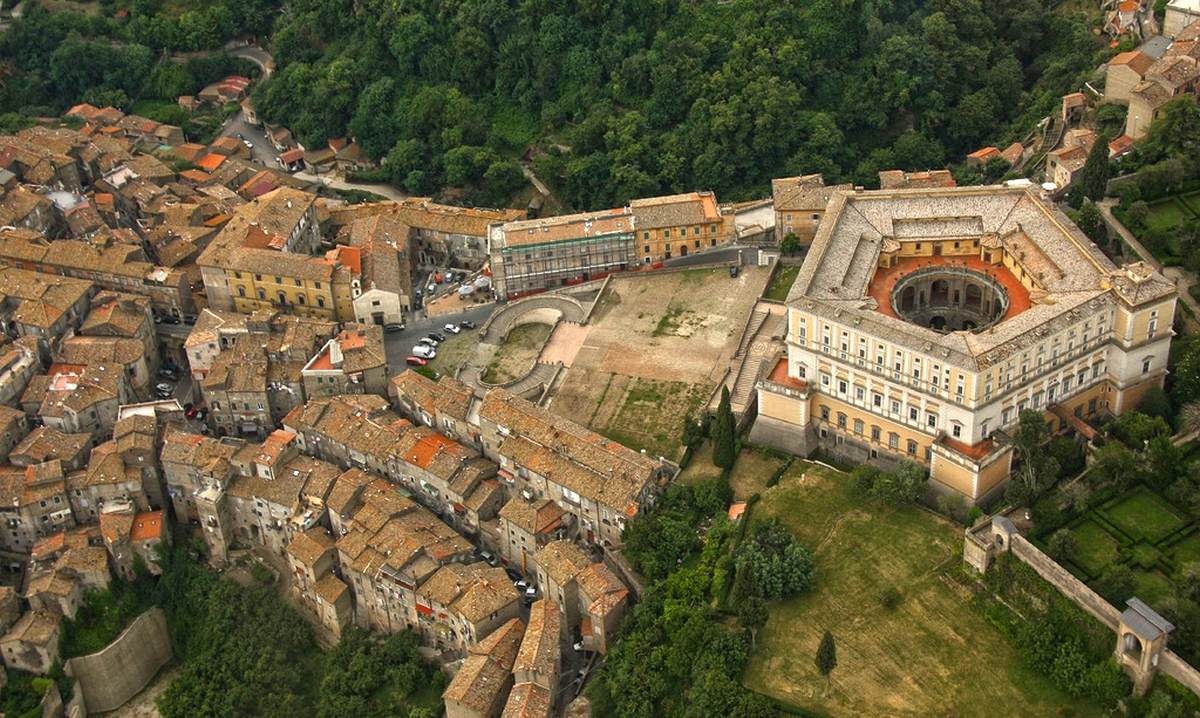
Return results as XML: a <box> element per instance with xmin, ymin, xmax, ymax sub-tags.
<box><xmin>501</xmin><ymin>682</ymin><xmax>552</xmax><ymax>718</ymax></box>
<box><xmin>499</xmin><ymin>498</ymin><xmax>565</xmax><ymax>536</ymax></box>
<box><xmin>786</xmin><ymin>185</ymin><xmax>1175</xmax><ymax>370</ymax></box>
<box><xmin>287</xmin><ymin>526</ymin><xmax>335</xmax><ymax>568</ymax></box>
<box><xmin>390</xmin><ymin>370</ymin><xmax>475</xmax><ymax>423</ymax></box>
<box><xmin>1</xmin><ymin>609</ymin><xmax>60</xmax><ymax>647</ymax></box>
<box><xmin>479</xmin><ymin>388</ymin><xmax>659</xmax><ymax>516</ymax></box>
<box><xmin>443</xmin><ymin>617</ymin><xmax>526</xmax><ymax>713</ymax></box>
<box><xmin>130</xmin><ymin>511</ymin><xmax>164</xmax><ymax>542</ymax></box>
<box><xmin>513</xmin><ymin>598</ymin><xmax>560</xmax><ymax>681</ymax></box>
<box><xmin>535</xmin><ymin>540</ymin><xmax>591</xmax><ymax>586</ymax></box>
<box><xmin>1109</xmin><ymin>50</ymin><xmax>1156</xmax><ymax>76</ymax></box>
<box><xmin>10</xmin><ymin>426</ymin><xmax>90</xmax><ymax>466</ymax></box>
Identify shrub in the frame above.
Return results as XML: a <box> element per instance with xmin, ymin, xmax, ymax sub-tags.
<box><xmin>880</xmin><ymin>587</ymin><xmax>902</xmax><ymax>610</ymax></box>
<box><xmin>1047</xmin><ymin>529</ymin><xmax>1078</xmax><ymax>564</ymax></box>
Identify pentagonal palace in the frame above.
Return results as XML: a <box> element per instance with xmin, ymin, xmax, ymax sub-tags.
<box><xmin>751</xmin><ymin>185</ymin><xmax>1177</xmax><ymax>503</ymax></box>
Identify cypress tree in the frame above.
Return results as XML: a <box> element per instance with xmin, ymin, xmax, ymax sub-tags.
<box><xmin>1077</xmin><ymin>133</ymin><xmax>1111</xmax><ymax>202</ymax></box>
<box><xmin>816</xmin><ymin>630</ymin><xmax>837</xmax><ymax>681</ymax></box>
<box><xmin>712</xmin><ymin>386</ymin><xmax>736</xmax><ymax>469</ymax></box>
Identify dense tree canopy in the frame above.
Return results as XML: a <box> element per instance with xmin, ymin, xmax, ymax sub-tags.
<box><xmin>252</xmin><ymin>0</ymin><xmax>1106</xmax><ymax>207</ymax></box>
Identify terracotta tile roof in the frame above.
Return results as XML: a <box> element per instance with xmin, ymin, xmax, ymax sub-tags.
<box><xmin>501</xmin><ymin>682</ymin><xmax>551</xmax><ymax>718</ymax></box>
<box><xmin>499</xmin><ymin>498</ymin><xmax>565</xmax><ymax>535</ymax></box>
<box><xmin>443</xmin><ymin>617</ymin><xmax>526</xmax><ymax>712</ymax></box>
<box><xmin>131</xmin><ymin>511</ymin><xmax>164</xmax><ymax>541</ymax></box>
<box><xmin>772</xmin><ymin>174</ymin><xmax>852</xmax><ymax>212</ymax></box>
<box><xmin>629</xmin><ymin>191</ymin><xmax>721</xmax><ymax>229</ymax></box>
<box><xmin>513</xmin><ymin>598</ymin><xmax>560</xmax><ymax>679</ymax></box>
<box><xmin>287</xmin><ymin>527</ymin><xmax>335</xmax><ymax>568</ymax></box>
<box><xmin>535</xmin><ymin>540</ymin><xmax>590</xmax><ymax>587</ymax></box>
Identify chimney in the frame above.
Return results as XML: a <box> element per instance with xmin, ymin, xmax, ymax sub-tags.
<box><xmin>328</xmin><ymin>339</ymin><xmax>343</xmax><ymax>367</ymax></box>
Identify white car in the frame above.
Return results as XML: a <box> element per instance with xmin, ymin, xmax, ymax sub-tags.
<box><xmin>411</xmin><ymin>345</ymin><xmax>436</xmax><ymax>359</ymax></box>
<box><xmin>443</xmin><ymin>323</ymin><xmax>461</xmax><ymax>334</ymax></box>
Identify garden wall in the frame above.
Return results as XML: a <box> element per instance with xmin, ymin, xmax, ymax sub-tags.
<box><xmin>1160</xmin><ymin>650</ymin><xmax>1200</xmax><ymax>697</ymax></box>
<box><xmin>1010</xmin><ymin>535</ymin><xmax>1121</xmax><ymax>630</ymax></box>
<box><xmin>64</xmin><ymin>607</ymin><xmax>172</xmax><ymax>714</ymax></box>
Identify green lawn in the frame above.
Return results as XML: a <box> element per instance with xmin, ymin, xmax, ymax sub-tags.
<box><xmin>743</xmin><ymin>462</ymin><xmax>1095</xmax><ymax>717</ymax></box>
<box><xmin>763</xmin><ymin>264</ymin><xmax>800</xmax><ymax>302</ymax></box>
<box><xmin>1132</xmin><ymin>569</ymin><xmax>1176</xmax><ymax>608</ymax></box>
<box><xmin>1170</xmin><ymin>531</ymin><xmax>1200</xmax><ymax>566</ymax></box>
<box><xmin>1145</xmin><ymin>197</ymin><xmax>1193</xmax><ymax>233</ymax></box>
<box><xmin>1069</xmin><ymin>519</ymin><xmax>1122</xmax><ymax>576</ymax></box>
<box><xmin>1101</xmin><ymin>486</ymin><xmax>1188</xmax><ymax>544</ymax></box>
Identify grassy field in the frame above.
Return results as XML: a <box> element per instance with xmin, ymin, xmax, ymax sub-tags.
<box><xmin>743</xmin><ymin>462</ymin><xmax>1096</xmax><ymax>717</ymax></box>
<box><xmin>600</xmin><ymin>378</ymin><xmax>709</xmax><ymax>458</ymax></box>
<box><xmin>677</xmin><ymin>444</ymin><xmax>788</xmax><ymax>501</ymax></box>
<box><xmin>764</xmin><ymin>264</ymin><xmax>800</xmax><ymax>302</ymax></box>
<box><xmin>481</xmin><ymin>323</ymin><xmax>552</xmax><ymax>384</ymax></box>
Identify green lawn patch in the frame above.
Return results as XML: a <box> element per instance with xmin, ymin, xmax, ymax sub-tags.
<box><xmin>1170</xmin><ymin>530</ymin><xmax>1200</xmax><ymax>566</ymax></box>
<box><xmin>1132</xmin><ymin>569</ymin><xmax>1176</xmax><ymax>608</ymax></box>
<box><xmin>1100</xmin><ymin>486</ymin><xmax>1187</xmax><ymax>544</ymax></box>
<box><xmin>1145</xmin><ymin>198</ymin><xmax>1192</xmax><ymax>233</ymax></box>
<box><xmin>602</xmin><ymin>378</ymin><xmax>707</xmax><ymax>459</ymax></box>
<box><xmin>744</xmin><ymin>462</ymin><xmax>1092</xmax><ymax>717</ymax></box>
<box><xmin>764</xmin><ymin>264</ymin><xmax>800</xmax><ymax>302</ymax></box>
<box><xmin>1069</xmin><ymin>519</ymin><xmax>1122</xmax><ymax>577</ymax></box>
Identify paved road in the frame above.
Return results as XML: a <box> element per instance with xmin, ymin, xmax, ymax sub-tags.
<box><xmin>229</xmin><ymin>45</ymin><xmax>274</xmax><ymax>78</ymax></box>
<box><xmin>383</xmin><ymin>303</ymin><xmax>497</xmax><ymax>374</ymax></box>
<box><xmin>293</xmin><ymin>170</ymin><xmax>408</xmax><ymax>201</ymax></box>
<box><xmin>661</xmin><ymin>245</ymin><xmax>760</xmax><ymax>268</ymax></box>
<box><xmin>1097</xmin><ymin>199</ymin><xmax>1200</xmax><ymax>320</ymax></box>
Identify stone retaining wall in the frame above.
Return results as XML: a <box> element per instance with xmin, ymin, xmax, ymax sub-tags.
<box><xmin>1009</xmin><ymin>535</ymin><xmax>1121</xmax><ymax>629</ymax></box>
<box><xmin>65</xmin><ymin>607</ymin><xmax>172</xmax><ymax>714</ymax></box>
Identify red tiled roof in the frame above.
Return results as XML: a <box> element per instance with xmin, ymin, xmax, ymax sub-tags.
<box><xmin>768</xmin><ymin>358</ymin><xmax>807</xmax><ymax>390</ymax></box>
<box><xmin>196</xmin><ymin>154</ymin><xmax>226</xmax><ymax>172</ymax></box>
<box><xmin>131</xmin><ymin>511</ymin><xmax>164</xmax><ymax>541</ymax></box>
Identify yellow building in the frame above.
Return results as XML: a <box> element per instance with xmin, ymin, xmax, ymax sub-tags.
<box><xmin>199</xmin><ymin>188</ymin><xmax>358</xmax><ymax>321</ymax></box>
<box><xmin>772</xmin><ymin>174</ymin><xmax>853</xmax><ymax>246</ymax></box>
<box><xmin>628</xmin><ymin>191</ymin><xmax>732</xmax><ymax>263</ymax></box>
<box><xmin>751</xmin><ymin>185</ymin><xmax>1177</xmax><ymax>503</ymax></box>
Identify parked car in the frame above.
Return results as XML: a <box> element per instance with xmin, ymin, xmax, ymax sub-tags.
<box><xmin>243</xmin><ymin>140</ymin><xmax>254</xmax><ymax>149</ymax></box>
<box><xmin>195</xmin><ymin>409</ymin><xmax>207</xmax><ymax>422</ymax></box>
<box><xmin>427</xmin><ymin>331</ymin><xmax>446</xmax><ymax>342</ymax></box>
<box><xmin>514</xmin><ymin>579</ymin><xmax>529</xmax><ymax>591</ymax></box>
<box><xmin>426</xmin><ymin>283</ymin><xmax>436</xmax><ymax>294</ymax></box>
<box><xmin>154</xmin><ymin>382</ymin><xmax>174</xmax><ymax>398</ymax></box>
<box><xmin>185</xmin><ymin>405</ymin><xmax>199</xmax><ymax>419</ymax></box>
<box><xmin>182</xmin><ymin>314</ymin><xmax>197</xmax><ymax>325</ymax></box>
<box><xmin>573</xmin><ymin>640</ymin><xmax>586</xmax><ymax>652</ymax></box>
<box><xmin>459</xmin><ymin>319</ymin><xmax>477</xmax><ymax>330</ymax></box>
<box><xmin>417</xmin><ymin>337</ymin><xmax>437</xmax><ymax>348</ymax></box>
<box><xmin>411</xmin><ymin>345</ymin><xmax>436</xmax><ymax>359</ymax></box>
<box><xmin>524</xmin><ymin>585</ymin><xmax>537</xmax><ymax>599</ymax></box>
<box><xmin>405</xmin><ymin>356</ymin><xmax>428</xmax><ymax>366</ymax></box>
<box><xmin>729</xmin><ymin>265</ymin><xmax>739</xmax><ymax>278</ymax></box>
<box><xmin>384</xmin><ymin>323</ymin><xmax>405</xmax><ymax>333</ymax></box>
<box><xmin>443</xmin><ymin>323</ymin><xmax>461</xmax><ymax>334</ymax></box>
<box><xmin>158</xmin><ymin>366</ymin><xmax>178</xmax><ymax>380</ymax></box>
<box><xmin>504</xmin><ymin>567</ymin><xmax>522</xmax><ymax>582</ymax></box>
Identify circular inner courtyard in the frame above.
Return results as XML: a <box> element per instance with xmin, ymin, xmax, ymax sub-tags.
<box><xmin>889</xmin><ymin>266</ymin><xmax>1010</xmax><ymax>333</ymax></box>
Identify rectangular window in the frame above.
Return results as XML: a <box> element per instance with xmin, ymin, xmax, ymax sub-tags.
<box><xmin>952</xmin><ymin>424</ymin><xmax>961</xmax><ymax>438</ymax></box>
<box><xmin>909</xmin><ymin>407</ymin><xmax>918</xmax><ymax>421</ymax></box>
<box><xmin>820</xmin><ymin>406</ymin><xmax>830</xmax><ymax>421</ymax></box>
<box><xmin>907</xmin><ymin>439</ymin><xmax>917</xmax><ymax>455</ymax></box>
<box><xmin>871</xmin><ymin>426</ymin><xmax>881</xmax><ymax>441</ymax></box>
<box><xmin>888</xmin><ymin>433</ymin><xmax>899</xmax><ymax>449</ymax></box>
<box><xmin>853</xmin><ymin>418</ymin><xmax>864</xmax><ymax>435</ymax></box>
<box><xmin>926</xmin><ymin>413</ymin><xmax>937</xmax><ymax>429</ymax></box>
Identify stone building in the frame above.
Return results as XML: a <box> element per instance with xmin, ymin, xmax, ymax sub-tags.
<box><xmin>0</xmin><ymin>610</ymin><xmax>61</xmax><ymax>674</ymax></box>
<box><xmin>772</xmin><ymin>174</ymin><xmax>853</xmax><ymax>246</ymax></box>
<box><xmin>628</xmin><ymin>191</ymin><xmax>731</xmax><ymax>264</ymax></box>
<box><xmin>488</xmin><ymin>209</ymin><xmax>636</xmax><ymax>300</ymax></box>
<box><xmin>443</xmin><ymin>617</ymin><xmax>526</xmax><ymax>718</ymax></box>
<box><xmin>414</xmin><ymin>561</ymin><xmax>520</xmax><ymax>651</ymax></box>
<box><xmin>497</xmin><ymin>498</ymin><xmax>568</xmax><ymax>575</ymax></box>
<box><xmin>751</xmin><ymin>185</ymin><xmax>1177</xmax><ymax>503</ymax></box>
<box><xmin>301</xmin><ymin>326</ymin><xmax>388</xmax><ymax>399</ymax></box>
